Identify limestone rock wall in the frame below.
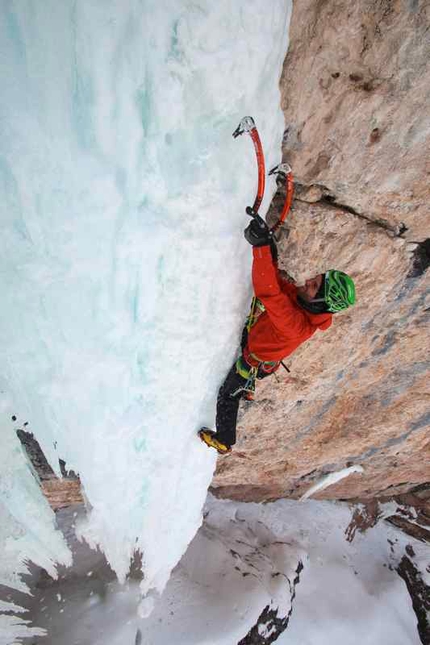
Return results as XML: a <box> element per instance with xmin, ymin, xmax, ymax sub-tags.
<box><xmin>212</xmin><ymin>0</ymin><xmax>430</xmax><ymax>502</ymax></box>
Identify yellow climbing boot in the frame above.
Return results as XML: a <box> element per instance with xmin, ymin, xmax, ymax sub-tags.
<box><xmin>198</xmin><ymin>428</ymin><xmax>231</xmax><ymax>455</ymax></box>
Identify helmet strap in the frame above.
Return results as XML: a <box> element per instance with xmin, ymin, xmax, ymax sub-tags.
<box><xmin>297</xmin><ymin>295</ymin><xmax>330</xmax><ymax>314</ymax></box>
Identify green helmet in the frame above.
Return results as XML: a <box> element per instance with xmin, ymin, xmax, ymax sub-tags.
<box><xmin>324</xmin><ymin>270</ymin><xmax>356</xmax><ymax>312</ymax></box>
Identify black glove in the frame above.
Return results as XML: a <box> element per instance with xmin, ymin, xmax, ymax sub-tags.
<box><xmin>244</xmin><ymin>214</ymin><xmax>272</xmax><ymax>247</ymax></box>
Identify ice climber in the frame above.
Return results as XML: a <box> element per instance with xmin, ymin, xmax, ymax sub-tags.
<box><xmin>199</xmin><ymin>214</ymin><xmax>356</xmax><ymax>455</ymax></box>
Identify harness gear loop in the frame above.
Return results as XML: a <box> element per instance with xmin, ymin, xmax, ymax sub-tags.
<box><xmin>233</xmin><ymin>356</ymin><xmax>258</xmax><ymax>397</ymax></box>
<box><xmin>234</xmin><ymin>350</ymin><xmax>280</xmax><ymax>401</ymax></box>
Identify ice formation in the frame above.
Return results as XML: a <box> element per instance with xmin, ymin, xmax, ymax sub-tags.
<box><xmin>0</xmin><ymin>0</ymin><xmax>291</xmax><ymax>639</ymax></box>
<box><xmin>300</xmin><ymin>465</ymin><xmax>365</xmax><ymax>501</ymax></box>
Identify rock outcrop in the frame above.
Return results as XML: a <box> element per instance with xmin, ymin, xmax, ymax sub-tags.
<box><xmin>213</xmin><ymin>0</ymin><xmax>430</xmax><ymax>502</ymax></box>
<box><xmin>397</xmin><ymin>547</ymin><xmax>430</xmax><ymax>644</ymax></box>
<box><xmin>17</xmin><ymin>431</ymin><xmax>83</xmax><ymax>510</ymax></box>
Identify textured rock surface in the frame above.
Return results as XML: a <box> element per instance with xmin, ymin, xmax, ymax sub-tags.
<box><xmin>212</xmin><ymin>0</ymin><xmax>430</xmax><ymax>501</ymax></box>
<box><xmin>397</xmin><ymin>549</ymin><xmax>430</xmax><ymax>645</ymax></box>
<box><xmin>41</xmin><ymin>478</ymin><xmax>83</xmax><ymax>511</ymax></box>
<box><xmin>17</xmin><ymin>430</ymin><xmax>83</xmax><ymax>510</ymax></box>
<box><xmin>345</xmin><ymin>487</ymin><xmax>430</xmax><ymax>545</ymax></box>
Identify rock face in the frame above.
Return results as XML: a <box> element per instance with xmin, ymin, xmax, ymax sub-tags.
<box><xmin>397</xmin><ymin>548</ymin><xmax>430</xmax><ymax>644</ymax></box>
<box><xmin>17</xmin><ymin>431</ymin><xmax>83</xmax><ymax>510</ymax></box>
<box><xmin>212</xmin><ymin>0</ymin><xmax>430</xmax><ymax>502</ymax></box>
<box><xmin>237</xmin><ymin>561</ymin><xmax>303</xmax><ymax>645</ymax></box>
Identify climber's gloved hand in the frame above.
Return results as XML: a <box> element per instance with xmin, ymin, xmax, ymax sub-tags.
<box><xmin>244</xmin><ymin>214</ymin><xmax>272</xmax><ymax>247</ymax></box>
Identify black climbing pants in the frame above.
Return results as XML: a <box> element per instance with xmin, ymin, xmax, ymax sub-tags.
<box><xmin>215</xmin><ymin>363</ymin><xmax>248</xmax><ymax>448</ymax></box>
<box><xmin>215</xmin><ymin>358</ymin><xmax>273</xmax><ymax>447</ymax></box>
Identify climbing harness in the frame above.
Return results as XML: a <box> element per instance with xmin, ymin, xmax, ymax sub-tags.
<box><xmin>233</xmin><ymin>348</ymin><xmax>281</xmax><ymax>401</ymax></box>
<box><xmin>243</xmin><ymin>346</ymin><xmax>280</xmax><ymax>375</ymax></box>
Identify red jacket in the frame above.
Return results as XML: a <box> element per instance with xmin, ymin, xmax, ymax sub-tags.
<box><xmin>247</xmin><ymin>246</ymin><xmax>332</xmax><ymax>361</ymax></box>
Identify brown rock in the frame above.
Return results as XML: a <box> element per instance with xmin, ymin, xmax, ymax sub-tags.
<box><xmin>397</xmin><ymin>553</ymin><xmax>430</xmax><ymax>643</ymax></box>
<box><xmin>41</xmin><ymin>477</ymin><xmax>84</xmax><ymax>510</ymax></box>
<box><xmin>17</xmin><ymin>430</ymin><xmax>84</xmax><ymax>510</ymax></box>
<box><xmin>279</xmin><ymin>0</ymin><xmax>430</xmax><ymax>241</ymax></box>
<box><xmin>344</xmin><ymin>490</ymin><xmax>430</xmax><ymax>544</ymax></box>
<box><xmin>212</xmin><ymin>0</ymin><xmax>430</xmax><ymax>502</ymax></box>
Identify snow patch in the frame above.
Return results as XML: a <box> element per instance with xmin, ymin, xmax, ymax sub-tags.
<box><xmin>300</xmin><ymin>465</ymin><xmax>364</xmax><ymax>500</ymax></box>
<box><xmin>21</xmin><ymin>496</ymin><xmax>425</xmax><ymax>645</ymax></box>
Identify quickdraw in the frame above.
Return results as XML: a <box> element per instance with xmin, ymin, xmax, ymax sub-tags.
<box><xmin>234</xmin><ymin>357</ymin><xmax>258</xmax><ymax>398</ymax></box>
<box><xmin>234</xmin><ymin>348</ymin><xmax>280</xmax><ymax>401</ymax></box>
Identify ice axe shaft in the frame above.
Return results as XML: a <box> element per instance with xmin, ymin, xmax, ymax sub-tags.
<box><xmin>233</xmin><ymin>116</ymin><xmax>266</xmax><ymax>214</ymax></box>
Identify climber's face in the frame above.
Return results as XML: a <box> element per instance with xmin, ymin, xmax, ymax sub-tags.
<box><xmin>297</xmin><ymin>274</ymin><xmax>323</xmax><ymax>301</ymax></box>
